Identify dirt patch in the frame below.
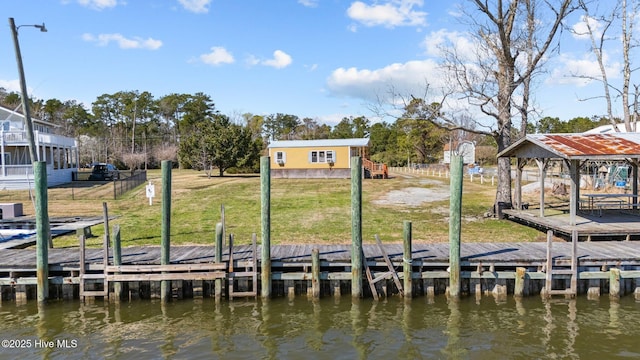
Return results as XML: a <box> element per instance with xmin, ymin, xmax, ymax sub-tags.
<box><xmin>373</xmin><ymin>179</ymin><xmax>450</xmax><ymax>207</ymax></box>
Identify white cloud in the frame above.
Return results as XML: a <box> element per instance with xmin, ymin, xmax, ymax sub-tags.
<box><xmin>298</xmin><ymin>0</ymin><xmax>319</xmax><ymax>7</ymax></box>
<box><xmin>200</xmin><ymin>46</ymin><xmax>235</xmax><ymax>66</ymax></box>
<box><xmin>0</xmin><ymin>79</ymin><xmax>22</xmax><ymax>94</ymax></box>
<box><xmin>422</xmin><ymin>29</ymin><xmax>475</xmax><ymax>60</ymax></box>
<box><xmin>572</xmin><ymin>15</ymin><xmax>603</xmax><ymax>40</ymax></box>
<box><xmin>82</xmin><ymin>33</ymin><xmax>163</xmax><ymax>50</ymax></box>
<box><xmin>547</xmin><ymin>53</ymin><xmax>621</xmax><ymax>86</ymax></box>
<box><xmin>326</xmin><ymin>59</ymin><xmax>442</xmax><ymax>103</ymax></box>
<box><xmin>347</xmin><ymin>0</ymin><xmax>427</xmax><ymax>29</ymax></box>
<box><xmin>245</xmin><ymin>55</ymin><xmax>260</xmax><ymax>66</ymax></box>
<box><xmin>178</xmin><ymin>0</ymin><xmax>211</xmax><ymax>14</ymax></box>
<box><xmin>77</xmin><ymin>0</ymin><xmax>118</xmax><ymax>10</ymax></box>
<box><xmin>261</xmin><ymin>50</ymin><xmax>293</xmax><ymax>69</ymax></box>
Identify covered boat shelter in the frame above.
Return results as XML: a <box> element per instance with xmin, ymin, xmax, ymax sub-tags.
<box><xmin>498</xmin><ymin>133</ymin><xmax>640</xmax><ymax>239</ymax></box>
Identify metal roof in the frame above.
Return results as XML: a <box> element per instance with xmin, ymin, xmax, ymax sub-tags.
<box><xmin>498</xmin><ymin>133</ymin><xmax>640</xmax><ymax>160</ymax></box>
<box><xmin>268</xmin><ymin>138</ymin><xmax>370</xmax><ymax>148</ymax></box>
<box><xmin>0</xmin><ymin>105</ymin><xmax>57</xmax><ymax>127</ymax></box>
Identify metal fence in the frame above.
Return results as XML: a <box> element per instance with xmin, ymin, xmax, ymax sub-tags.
<box><xmin>65</xmin><ymin>170</ymin><xmax>147</xmax><ymax>200</ymax></box>
<box><xmin>112</xmin><ymin>171</ymin><xmax>147</xmax><ymax>199</ymax></box>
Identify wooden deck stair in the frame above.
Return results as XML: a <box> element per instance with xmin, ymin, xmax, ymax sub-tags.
<box><xmin>228</xmin><ymin>234</ymin><xmax>258</xmax><ymax>299</ymax></box>
<box><xmin>363</xmin><ymin>158</ymin><xmax>388</xmax><ymax>179</ymax></box>
<box><xmin>544</xmin><ymin>230</ymin><xmax>578</xmax><ymax>297</ymax></box>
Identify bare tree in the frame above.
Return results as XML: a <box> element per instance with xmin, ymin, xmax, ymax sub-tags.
<box><xmin>153</xmin><ymin>145</ymin><xmax>178</xmax><ymax>163</ymax></box>
<box><xmin>379</xmin><ymin>0</ymin><xmax>573</xmax><ymax>210</ymax></box>
<box><xmin>574</xmin><ymin>0</ymin><xmax>639</xmax><ymax>131</ymax></box>
<box><xmin>121</xmin><ymin>152</ymin><xmax>146</xmax><ymax>171</ymax></box>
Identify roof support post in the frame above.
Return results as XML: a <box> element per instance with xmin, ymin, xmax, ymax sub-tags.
<box><xmin>569</xmin><ymin>159</ymin><xmax>580</xmax><ymax>226</ymax></box>
<box><xmin>632</xmin><ymin>161</ymin><xmax>639</xmax><ymax>210</ymax></box>
<box><xmin>514</xmin><ymin>158</ymin><xmax>524</xmax><ymax>211</ymax></box>
<box><xmin>535</xmin><ymin>159</ymin><xmax>549</xmax><ymax>218</ymax></box>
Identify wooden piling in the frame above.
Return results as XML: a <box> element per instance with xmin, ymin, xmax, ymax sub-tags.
<box><xmin>261</xmin><ymin>156</ymin><xmax>272</xmax><ymax>298</ymax></box>
<box><xmin>610</xmin><ymin>268</ymin><xmax>621</xmax><ymax>298</ymax></box>
<box><xmin>35</xmin><ymin>161</ymin><xmax>49</xmax><ymax>302</ymax></box>
<box><xmin>215</xmin><ymin>222</ymin><xmax>223</xmax><ymax>301</ymax></box>
<box><xmin>449</xmin><ymin>155</ymin><xmax>463</xmax><ymax>298</ymax></box>
<box><xmin>403</xmin><ymin>220</ymin><xmax>412</xmax><ymax>299</ymax></box>
<box><xmin>113</xmin><ymin>225</ymin><xmax>122</xmax><ymax>300</ymax></box>
<box><xmin>514</xmin><ymin>267</ymin><xmax>527</xmax><ymax>297</ymax></box>
<box><xmin>161</xmin><ymin>160</ymin><xmax>172</xmax><ymax>302</ymax></box>
<box><xmin>311</xmin><ymin>248</ymin><xmax>320</xmax><ymax>299</ymax></box>
<box><xmin>351</xmin><ymin>156</ymin><xmax>363</xmax><ymax>298</ymax></box>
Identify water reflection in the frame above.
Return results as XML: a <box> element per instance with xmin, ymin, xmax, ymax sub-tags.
<box><xmin>0</xmin><ymin>296</ymin><xmax>639</xmax><ymax>359</ymax></box>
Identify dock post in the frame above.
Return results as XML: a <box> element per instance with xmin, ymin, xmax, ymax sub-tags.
<box><xmin>312</xmin><ymin>248</ymin><xmax>320</xmax><ymax>299</ymax></box>
<box><xmin>113</xmin><ymin>225</ymin><xmax>122</xmax><ymax>301</ymax></box>
<box><xmin>403</xmin><ymin>220</ymin><xmax>412</xmax><ymax>299</ymax></box>
<box><xmin>161</xmin><ymin>160</ymin><xmax>172</xmax><ymax>302</ymax></box>
<box><xmin>215</xmin><ymin>222</ymin><xmax>223</xmax><ymax>301</ymax></box>
<box><xmin>609</xmin><ymin>268</ymin><xmax>621</xmax><ymax>298</ymax></box>
<box><xmin>261</xmin><ymin>156</ymin><xmax>272</xmax><ymax>299</ymax></box>
<box><xmin>449</xmin><ymin>155</ymin><xmax>463</xmax><ymax>298</ymax></box>
<box><xmin>351</xmin><ymin>156</ymin><xmax>363</xmax><ymax>298</ymax></box>
<box><xmin>514</xmin><ymin>267</ymin><xmax>527</xmax><ymax>297</ymax></box>
<box><xmin>35</xmin><ymin>161</ymin><xmax>50</xmax><ymax>302</ymax></box>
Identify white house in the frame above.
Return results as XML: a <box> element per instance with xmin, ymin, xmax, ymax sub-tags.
<box><xmin>0</xmin><ymin>106</ymin><xmax>79</xmax><ymax>190</ymax></box>
<box><xmin>584</xmin><ymin>122</ymin><xmax>639</xmax><ymax>134</ymax></box>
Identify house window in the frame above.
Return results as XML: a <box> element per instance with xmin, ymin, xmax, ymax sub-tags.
<box><xmin>326</xmin><ymin>151</ymin><xmax>334</xmax><ymax>163</ymax></box>
<box><xmin>275</xmin><ymin>151</ymin><xmax>286</xmax><ymax>164</ymax></box>
<box><xmin>309</xmin><ymin>150</ymin><xmax>336</xmax><ymax>164</ymax></box>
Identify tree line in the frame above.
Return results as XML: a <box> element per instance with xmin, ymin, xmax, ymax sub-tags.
<box><xmin>0</xmin><ymin>87</ymin><xmax>617</xmax><ymax>175</ymax></box>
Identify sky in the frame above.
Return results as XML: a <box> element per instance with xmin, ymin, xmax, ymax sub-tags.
<box><xmin>0</xmin><ymin>0</ymin><xmax>632</xmax><ymax>127</ymax></box>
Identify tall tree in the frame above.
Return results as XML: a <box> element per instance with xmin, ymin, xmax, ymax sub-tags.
<box><xmin>397</xmin><ymin>98</ymin><xmax>447</xmax><ymax>164</ymax></box>
<box><xmin>263</xmin><ymin>113</ymin><xmax>301</xmax><ymax>141</ymax></box>
<box><xmin>390</xmin><ymin>0</ymin><xmax>574</xmax><ymax>210</ymax></box>
<box><xmin>574</xmin><ymin>0</ymin><xmax>639</xmax><ymax>131</ymax></box>
<box><xmin>331</xmin><ymin>116</ymin><xmax>370</xmax><ymax>139</ymax></box>
<box><xmin>178</xmin><ymin>114</ymin><xmax>259</xmax><ymax>176</ymax></box>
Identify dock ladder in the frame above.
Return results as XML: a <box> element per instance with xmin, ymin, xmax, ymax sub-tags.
<box><xmin>544</xmin><ymin>230</ymin><xmax>578</xmax><ymax>297</ymax></box>
<box><xmin>364</xmin><ymin>235</ymin><xmax>404</xmax><ymax>300</ymax></box>
<box><xmin>79</xmin><ymin>235</ymin><xmax>109</xmax><ymax>300</ymax></box>
<box><xmin>227</xmin><ymin>234</ymin><xmax>258</xmax><ymax>299</ymax></box>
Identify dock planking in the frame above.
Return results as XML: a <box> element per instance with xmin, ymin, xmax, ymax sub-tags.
<box><xmin>503</xmin><ymin>209</ymin><xmax>640</xmax><ymax>240</ymax></box>
<box><xmin>1</xmin><ymin>242</ymin><xmax>640</xmax><ymax>271</ymax></box>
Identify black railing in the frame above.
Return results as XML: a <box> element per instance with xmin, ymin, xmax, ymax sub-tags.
<box><xmin>113</xmin><ymin>171</ymin><xmax>147</xmax><ymax>199</ymax></box>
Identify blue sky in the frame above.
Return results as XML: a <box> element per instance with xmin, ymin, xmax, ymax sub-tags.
<box><xmin>1</xmin><ymin>0</ymin><xmax>629</xmax><ymax>127</ymax></box>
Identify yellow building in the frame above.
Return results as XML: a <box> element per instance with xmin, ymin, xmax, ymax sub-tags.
<box><xmin>268</xmin><ymin>138</ymin><xmax>385</xmax><ymax>178</ymax></box>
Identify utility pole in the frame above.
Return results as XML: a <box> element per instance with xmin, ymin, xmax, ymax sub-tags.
<box><xmin>9</xmin><ymin>17</ymin><xmax>49</xmax><ymax>303</ymax></box>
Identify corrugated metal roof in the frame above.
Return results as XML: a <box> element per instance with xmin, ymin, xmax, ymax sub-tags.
<box><xmin>268</xmin><ymin>138</ymin><xmax>370</xmax><ymax>148</ymax></box>
<box><xmin>498</xmin><ymin>133</ymin><xmax>640</xmax><ymax>160</ymax></box>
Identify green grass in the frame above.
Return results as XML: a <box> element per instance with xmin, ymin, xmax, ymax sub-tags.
<box><xmin>0</xmin><ymin>169</ymin><xmax>544</xmax><ymax>248</ymax></box>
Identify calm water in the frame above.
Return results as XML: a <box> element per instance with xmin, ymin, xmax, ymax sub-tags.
<box><xmin>0</xmin><ymin>295</ymin><xmax>639</xmax><ymax>359</ymax></box>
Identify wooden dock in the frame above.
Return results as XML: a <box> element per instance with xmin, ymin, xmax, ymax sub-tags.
<box><xmin>1</xmin><ymin>241</ymin><xmax>640</xmax><ymax>301</ymax></box>
<box><xmin>0</xmin><ymin>216</ymin><xmax>107</xmax><ymax>250</ymax></box>
<box><xmin>502</xmin><ymin>208</ymin><xmax>640</xmax><ymax>240</ymax></box>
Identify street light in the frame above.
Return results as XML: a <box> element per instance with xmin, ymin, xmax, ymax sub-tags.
<box><xmin>8</xmin><ymin>17</ymin><xmax>47</xmax><ymax>163</ymax></box>
<box><xmin>8</xmin><ymin>17</ymin><xmax>49</xmax><ymax>304</ymax></box>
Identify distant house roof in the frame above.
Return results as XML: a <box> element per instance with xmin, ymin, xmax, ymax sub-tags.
<box><xmin>0</xmin><ymin>105</ymin><xmax>57</xmax><ymax>127</ymax></box>
<box><xmin>498</xmin><ymin>133</ymin><xmax>640</xmax><ymax>160</ymax></box>
<box><xmin>268</xmin><ymin>138</ymin><xmax>370</xmax><ymax>148</ymax></box>
<box><xmin>584</xmin><ymin>122</ymin><xmax>639</xmax><ymax>134</ymax></box>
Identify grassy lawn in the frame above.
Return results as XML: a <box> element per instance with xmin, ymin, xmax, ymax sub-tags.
<box><xmin>0</xmin><ymin>168</ymin><xmax>545</xmax><ymax>248</ymax></box>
